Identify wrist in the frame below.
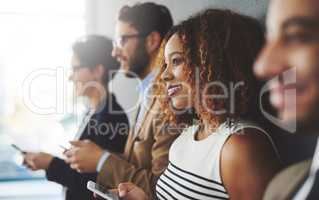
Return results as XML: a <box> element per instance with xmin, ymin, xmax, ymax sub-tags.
<box><xmin>44</xmin><ymin>154</ymin><xmax>54</xmax><ymax>170</ymax></box>
<box><xmin>96</xmin><ymin>149</ymin><xmax>104</xmax><ymax>163</ymax></box>
<box><xmin>96</xmin><ymin>151</ymin><xmax>110</xmax><ymax>172</ymax></box>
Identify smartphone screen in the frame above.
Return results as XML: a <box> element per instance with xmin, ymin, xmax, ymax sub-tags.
<box><xmin>95</xmin><ymin>183</ymin><xmax>110</xmax><ymax>194</ymax></box>
<box><xmin>87</xmin><ymin>181</ymin><xmax>119</xmax><ymax>200</ymax></box>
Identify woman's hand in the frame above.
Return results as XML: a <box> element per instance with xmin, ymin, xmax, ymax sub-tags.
<box><xmin>112</xmin><ymin>182</ymin><xmax>149</xmax><ymax>200</ymax></box>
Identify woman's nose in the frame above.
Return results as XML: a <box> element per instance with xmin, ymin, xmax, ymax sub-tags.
<box><xmin>161</xmin><ymin>65</ymin><xmax>174</xmax><ymax>82</ymax></box>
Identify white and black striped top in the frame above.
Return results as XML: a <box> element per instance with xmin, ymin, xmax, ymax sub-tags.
<box><xmin>156</xmin><ymin>121</ymin><xmax>279</xmax><ymax>200</ymax></box>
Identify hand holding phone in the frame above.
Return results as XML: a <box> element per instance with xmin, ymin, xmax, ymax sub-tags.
<box><xmin>59</xmin><ymin>145</ymin><xmax>67</xmax><ymax>150</ymax></box>
<box><xmin>87</xmin><ymin>181</ymin><xmax>119</xmax><ymax>200</ymax></box>
<box><xmin>11</xmin><ymin>144</ymin><xmax>26</xmax><ymax>154</ymax></box>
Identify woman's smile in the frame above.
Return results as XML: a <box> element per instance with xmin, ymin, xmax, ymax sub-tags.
<box><xmin>167</xmin><ymin>84</ymin><xmax>182</xmax><ymax>97</ymax></box>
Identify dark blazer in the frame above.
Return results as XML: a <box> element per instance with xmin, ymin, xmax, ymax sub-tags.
<box><xmin>45</xmin><ymin>93</ymin><xmax>129</xmax><ymax>200</ymax></box>
<box><xmin>263</xmin><ymin>159</ymin><xmax>312</xmax><ymax>200</ymax></box>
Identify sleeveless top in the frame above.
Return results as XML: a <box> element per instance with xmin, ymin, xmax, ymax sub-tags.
<box><xmin>155</xmin><ymin>121</ymin><xmax>280</xmax><ymax>200</ymax></box>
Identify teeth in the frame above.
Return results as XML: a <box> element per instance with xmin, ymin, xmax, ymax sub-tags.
<box><xmin>168</xmin><ymin>85</ymin><xmax>181</xmax><ymax>96</ymax></box>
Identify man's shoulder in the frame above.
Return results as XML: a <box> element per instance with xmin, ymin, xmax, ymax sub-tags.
<box><xmin>264</xmin><ymin>159</ymin><xmax>312</xmax><ymax>200</ymax></box>
<box><xmin>273</xmin><ymin>159</ymin><xmax>312</xmax><ymax>185</ymax></box>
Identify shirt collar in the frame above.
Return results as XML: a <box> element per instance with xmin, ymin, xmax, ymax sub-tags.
<box><xmin>137</xmin><ymin>69</ymin><xmax>158</xmax><ymax>95</ymax></box>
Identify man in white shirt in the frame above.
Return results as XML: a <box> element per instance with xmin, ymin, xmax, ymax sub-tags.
<box><xmin>254</xmin><ymin>0</ymin><xmax>319</xmax><ymax>199</ymax></box>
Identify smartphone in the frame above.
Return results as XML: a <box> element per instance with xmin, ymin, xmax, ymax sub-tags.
<box><xmin>87</xmin><ymin>181</ymin><xmax>119</xmax><ymax>200</ymax></box>
<box><xmin>11</xmin><ymin>144</ymin><xmax>26</xmax><ymax>154</ymax></box>
<box><xmin>59</xmin><ymin>145</ymin><xmax>68</xmax><ymax>151</ymax></box>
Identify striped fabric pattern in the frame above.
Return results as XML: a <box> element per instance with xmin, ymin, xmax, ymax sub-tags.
<box><xmin>155</xmin><ymin>121</ymin><xmax>278</xmax><ymax>200</ymax></box>
<box><xmin>156</xmin><ymin>161</ymin><xmax>229</xmax><ymax>200</ymax></box>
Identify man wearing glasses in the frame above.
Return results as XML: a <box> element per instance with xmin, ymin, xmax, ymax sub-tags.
<box><xmin>64</xmin><ymin>2</ymin><xmax>179</xmax><ymax>198</ymax></box>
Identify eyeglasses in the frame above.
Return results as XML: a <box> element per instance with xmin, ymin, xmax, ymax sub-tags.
<box><xmin>70</xmin><ymin>65</ymin><xmax>88</xmax><ymax>73</ymax></box>
<box><xmin>113</xmin><ymin>33</ymin><xmax>148</xmax><ymax>48</ymax></box>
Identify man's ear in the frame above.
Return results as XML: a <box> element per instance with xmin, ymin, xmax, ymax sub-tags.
<box><xmin>145</xmin><ymin>31</ymin><xmax>162</xmax><ymax>54</ymax></box>
<box><xmin>94</xmin><ymin>64</ymin><xmax>106</xmax><ymax>82</ymax></box>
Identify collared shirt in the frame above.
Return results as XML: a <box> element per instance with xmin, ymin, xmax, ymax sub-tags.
<box><xmin>46</xmin><ymin>92</ymin><xmax>129</xmax><ymax>200</ymax></box>
<box><xmin>137</xmin><ymin>69</ymin><xmax>157</xmax><ymax>96</ymax></box>
<box><xmin>74</xmin><ymin>109</ymin><xmax>95</xmax><ymax>140</ymax></box>
<box><xmin>293</xmin><ymin>137</ymin><xmax>319</xmax><ymax>200</ymax></box>
<box><xmin>97</xmin><ymin>69</ymin><xmax>158</xmax><ymax>172</ymax></box>
<box><xmin>71</xmin><ymin>94</ymin><xmax>128</xmax><ymax>172</ymax></box>
<box><xmin>134</xmin><ymin>69</ymin><xmax>158</xmax><ymax>135</ymax></box>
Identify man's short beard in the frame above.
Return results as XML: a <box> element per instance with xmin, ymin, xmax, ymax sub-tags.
<box><xmin>126</xmin><ymin>40</ymin><xmax>150</xmax><ymax>78</ymax></box>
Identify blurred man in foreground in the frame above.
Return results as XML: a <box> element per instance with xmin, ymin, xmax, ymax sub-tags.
<box><xmin>254</xmin><ymin>0</ymin><xmax>319</xmax><ymax>199</ymax></box>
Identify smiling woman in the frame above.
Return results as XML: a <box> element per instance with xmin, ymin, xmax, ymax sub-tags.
<box><xmin>114</xmin><ymin>9</ymin><xmax>282</xmax><ymax>200</ymax></box>
<box><xmin>153</xmin><ymin>10</ymin><xmax>282</xmax><ymax>200</ymax></box>
<box><xmin>156</xmin><ymin>9</ymin><xmax>268</xmax><ymax>129</ymax></box>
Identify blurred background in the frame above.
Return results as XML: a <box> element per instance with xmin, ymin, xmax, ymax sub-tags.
<box><xmin>0</xmin><ymin>0</ymin><xmax>267</xmax><ymax>199</ymax></box>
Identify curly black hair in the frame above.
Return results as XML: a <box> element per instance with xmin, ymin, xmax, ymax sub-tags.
<box><xmin>155</xmin><ymin>9</ymin><xmax>272</xmax><ymax>129</ymax></box>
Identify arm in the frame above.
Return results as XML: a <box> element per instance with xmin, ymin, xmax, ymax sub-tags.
<box><xmin>46</xmin><ymin>157</ymin><xmax>96</xmax><ymax>194</ymax></box>
<box><xmin>97</xmin><ymin>122</ymin><xmax>179</xmax><ymax>198</ymax></box>
<box><xmin>221</xmin><ymin>128</ymin><xmax>282</xmax><ymax>200</ymax></box>
<box><xmin>24</xmin><ymin>152</ymin><xmax>95</xmax><ymax>196</ymax></box>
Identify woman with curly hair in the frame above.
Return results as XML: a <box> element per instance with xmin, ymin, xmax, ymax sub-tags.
<box><xmin>110</xmin><ymin>9</ymin><xmax>282</xmax><ymax>200</ymax></box>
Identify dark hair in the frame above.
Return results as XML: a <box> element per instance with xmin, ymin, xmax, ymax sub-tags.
<box><xmin>156</xmin><ymin>9</ymin><xmax>271</xmax><ymax>128</ymax></box>
<box><xmin>118</xmin><ymin>2</ymin><xmax>173</xmax><ymax>38</ymax></box>
<box><xmin>72</xmin><ymin>35</ymin><xmax>119</xmax><ymax>85</ymax></box>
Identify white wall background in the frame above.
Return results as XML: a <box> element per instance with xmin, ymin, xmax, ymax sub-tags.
<box><xmin>85</xmin><ymin>0</ymin><xmax>269</xmax><ymax>123</ymax></box>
